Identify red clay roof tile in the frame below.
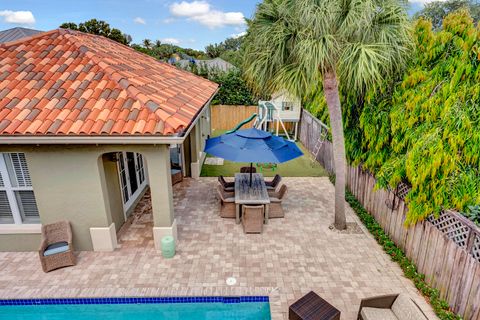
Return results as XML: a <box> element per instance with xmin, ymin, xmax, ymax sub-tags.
<box><xmin>0</xmin><ymin>29</ymin><xmax>218</xmax><ymax>137</ymax></box>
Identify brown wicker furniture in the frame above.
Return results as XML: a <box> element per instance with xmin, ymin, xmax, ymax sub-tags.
<box><xmin>357</xmin><ymin>294</ymin><xmax>428</xmax><ymax>320</ymax></box>
<box><xmin>242</xmin><ymin>205</ymin><xmax>264</xmax><ymax>233</ymax></box>
<box><xmin>216</xmin><ymin>185</ymin><xmax>236</xmax><ymax>218</ymax></box>
<box><xmin>240</xmin><ymin>166</ymin><xmax>257</xmax><ymax>173</ymax></box>
<box><xmin>265</xmin><ymin>174</ymin><xmax>282</xmax><ymax>191</ymax></box>
<box><xmin>268</xmin><ymin>184</ymin><xmax>287</xmax><ymax>218</ymax></box>
<box><xmin>171</xmin><ymin>169</ymin><xmax>183</xmax><ymax>185</ymax></box>
<box><xmin>218</xmin><ymin>175</ymin><xmax>234</xmax><ymax>192</ymax></box>
<box><xmin>289</xmin><ymin>291</ymin><xmax>340</xmax><ymax>320</ymax></box>
<box><xmin>38</xmin><ymin>220</ymin><xmax>76</xmax><ymax>273</ymax></box>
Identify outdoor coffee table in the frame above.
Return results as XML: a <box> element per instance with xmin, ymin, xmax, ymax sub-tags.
<box><xmin>289</xmin><ymin>291</ymin><xmax>341</xmax><ymax>320</ymax></box>
<box><xmin>234</xmin><ymin>173</ymin><xmax>270</xmax><ymax>224</ymax></box>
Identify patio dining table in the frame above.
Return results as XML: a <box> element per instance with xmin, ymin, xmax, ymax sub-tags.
<box><xmin>234</xmin><ymin>173</ymin><xmax>270</xmax><ymax>224</ymax></box>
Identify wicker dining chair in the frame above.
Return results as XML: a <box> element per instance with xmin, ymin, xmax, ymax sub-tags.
<box><xmin>38</xmin><ymin>220</ymin><xmax>76</xmax><ymax>273</ymax></box>
<box><xmin>216</xmin><ymin>185</ymin><xmax>236</xmax><ymax>218</ymax></box>
<box><xmin>240</xmin><ymin>166</ymin><xmax>257</xmax><ymax>173</ymax></box>
<box><xmin>218</xmin><ymin>175</ymin><xmax>235</xmax><ymax>192</ymax></box>
<box><xmin>265</xmin><ymin>174</ymin><xmax>282</xmax><ymax>191</ymax></box>
<box><xmin>268</xmin><ymin>184</ymin><xmax>288</xmax><ymax>218</ymax></box>
<box><xmin>242</xmin><ymin>205</ymin><xmax>264</xmax><ymax>233</ymax></box>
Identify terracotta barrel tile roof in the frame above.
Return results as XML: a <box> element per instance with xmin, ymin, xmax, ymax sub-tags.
<box><xmin>0</xmin><ymin>29</ymin><xmax>218</xmax><ymax>136</ymax></box>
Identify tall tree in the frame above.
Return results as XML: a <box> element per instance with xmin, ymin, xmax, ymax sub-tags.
<box><xmin>243</xmin><ymin>0</ymin><xmax>411</xmax><ymax>229</ymax></box>
<box><xmin>142</xmin><ymin>39</ymin><xmax>152</xmax><ymax>49</ymax></box>
<box><xmin>414</xmin><ymin>0</ymin><xmax>480</xmax><ymax>29</ymax></box>
<box><xmin>60</xmin><ymin>19</ymin><xmax>131</xmax><ymax>45</ymax></box>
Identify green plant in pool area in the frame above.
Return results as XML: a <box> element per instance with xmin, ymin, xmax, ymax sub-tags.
<box><xmin>329</xmin><ymin>174</ymin><xmax>463</xmax><ymax>320</ymax></box>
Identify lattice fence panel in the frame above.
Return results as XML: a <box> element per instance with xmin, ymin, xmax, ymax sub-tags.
<box><xmin>428</xmin><ymin>211</ymin><xmax>470</xmax><ymax>249</ymax></box>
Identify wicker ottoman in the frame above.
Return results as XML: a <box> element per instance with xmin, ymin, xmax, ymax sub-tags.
<box><xmin>289</xmin><ymin>291</ymin><xmax>341</xmax><ymax>320</ymax></box>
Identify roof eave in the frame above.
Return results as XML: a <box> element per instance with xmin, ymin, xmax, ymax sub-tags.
<box><xmin>0</xmin><ymin>135</ymin><xmax>185</xmax><ymax>145</ymax></box>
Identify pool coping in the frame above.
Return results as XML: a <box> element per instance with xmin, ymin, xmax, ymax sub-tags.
<box><xmin>0</xmin><ymin>296</ymin><xmax>269</xmax><ymax>305</ymax></box>
<box><xmin>0</xmin><ymin>287</ymin><xmax>285</xmax><ymax>320</ymax></box>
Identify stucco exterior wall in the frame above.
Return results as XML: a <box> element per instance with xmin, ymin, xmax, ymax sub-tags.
<box><xmin>0</xmin><ymin>144</ymin><xmax>174</xmax><ymax>251</ymax></box>
<box><xmin>0</xmin><ymin>234</ymin><xmax>41</xmax><ymax>251</ymax></box>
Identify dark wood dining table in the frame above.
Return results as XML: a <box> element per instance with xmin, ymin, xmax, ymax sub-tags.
<box><xmin>234</xmin><ymin>173</ymin><xmax>270</xmax><ymax>224</ymax></box>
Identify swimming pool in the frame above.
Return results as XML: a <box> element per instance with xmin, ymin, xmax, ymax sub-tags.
<box><xmin>0</xmin><ymin>296</ymin><xmax>271</xmax><ymax>320</ymax></box>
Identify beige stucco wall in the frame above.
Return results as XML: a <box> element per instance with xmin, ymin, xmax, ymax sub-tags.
<box><xmin>0</xmin><ymin>106</ymin><xmax>211</xmax><ymax>252</ymax></box>
<box><xmin>0</xmin><ymin>234</ymin><xmax>41</xmax><ymax>251</ymax></box>
<box><xmin>0</xmin><ymin>144</ymin><xmax>174</xmax><ymax>251</ymax></box>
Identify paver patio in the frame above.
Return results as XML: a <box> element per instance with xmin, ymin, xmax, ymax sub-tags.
<box><xmin>0</xmin><ymin>177</ymin><xmax>437</xmax><ymax>320</ymax></box>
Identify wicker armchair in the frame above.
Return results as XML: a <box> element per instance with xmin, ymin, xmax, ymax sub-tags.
<box><xmin>265</xmin><ymin>174</ymin><xmax>282</xmax><ymax>191</ymax></box>
<box><xmin>38</xmin><ymin>220</ymin><xmax>76</xmax><ymax>273</ymax></box>
<box><xmin>242</xmin><ymin>205</ymin><xmax>264</xmax><ymax>233</ymax></box>
<box><xmin>218</xmin><ymin>176</ymin><xmax>234</xmax><ymax>192</ymax></box>
<box><xmin>216</xmin><ymin>185</ymin><xmax>236</xmax><ymax>218</ymax></box>
<box><xmin>268</xmin><ymin>184</ymin><xmax>287</xmax><ymax>218</ymax></box>
<box><xmin>240</xmin><ymin>166</ymin><xmax>256</xmax><ymax>173</ymax></box>
<box><xmin>357</xmin><ymin>294</ymin><xmax>428</xmax><ymax>320</ymax></box>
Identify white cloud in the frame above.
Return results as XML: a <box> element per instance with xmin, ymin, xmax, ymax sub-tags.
<box><xmin>133</xmin><ymin>17</ymin><xmax>146</xmax><ymax>25</ymax></box>
<box><xmin>162</xmin><ymin>37</ymin><xmax>180</xmax><ymax>45</ymax></box>
<box><xmin>169</xmin><ymin>1</ymin><xmax>246</xmax><ymax>29</ymax></box>
<box><xmin>0</xmin><ymin>10</ymin><xmax>35</xmax><ymax>25</ymax></box>
<box><xmin>231</xmin><ymin>31</ymin><xmax>246</xmax><ymax>39</ymax></box>
<box><xmin>170</xmin><ymin>1</ymin><xmax>210</xmax><ymax>17</ymax></box>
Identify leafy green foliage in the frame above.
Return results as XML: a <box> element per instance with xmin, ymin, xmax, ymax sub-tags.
<box><xmin>414</xmin><ymin>0</ymin><xmax>480</xmax><ymax>29</ymax></box>
<box><xmin>307</xmin><ymin>10</ymin><xmax>480</xmax><ymax>224</ymax></box>
<box><xmin>208</xmin><ymin>69</ymin><xmax>257</xmax><ymax>105</ymax></box>
<box><xmin>342</xmin><ymin>183</ymin><xmax>462</xmax><ymax>320</ymax></box>
<box><xmin>464</xmin><ymin>205</ymin><xmax>480</xmax><ymax>225</ymax></box>
<box><xmin>131</xmin><ymin>41</ymin><xmax>207</xmax><ymax>61</ymax></box>
<box><xmin>60</xmin><ymin>19</ymin><xmax>131</xmax><ymax>45</ymax></box>
<box><xmin>205</xmin><ymin>36</ymin><xmax>244</xmax><ymax>67</ymax></box>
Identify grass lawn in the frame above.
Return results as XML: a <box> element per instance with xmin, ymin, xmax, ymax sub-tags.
<box><xmin>201</xmin><ymin>130</ymin><xmax>328</xmax><ymax>177</ymax></box>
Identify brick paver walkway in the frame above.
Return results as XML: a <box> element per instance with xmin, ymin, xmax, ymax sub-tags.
<box><xmin>0</xmin><ymin>177</ymin><xmax>437</xmax><ymax>319</ymax></box>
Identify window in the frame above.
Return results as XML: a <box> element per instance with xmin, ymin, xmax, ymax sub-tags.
<box><xmin>0</xmin><ymin>153</ymin><xmax>40</xmax><ymax>224</ymax></box>
<box><xmin>282</xmin><ymin>101</ymin><xmax>294</xmax><ymax>111</ymax></box>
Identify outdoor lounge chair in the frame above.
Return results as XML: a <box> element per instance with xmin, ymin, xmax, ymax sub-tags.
<box><xmin>357</xmin><ymin>294</ymin><xmax>428</xmax><ymax>320</ymax></box>
<box><xmin>265</xmin><ymin>174</ymin><xmax>282</xmax><ymax>191</ymax></box>
<box><xmin>218</xmin><ymin>175</ymin><xmax>235</xmax><ymax>192</ymax></box>
<box><xmin>38</xmin><ymin>220</ymin><xmax>76</xmax><ymax>273</ymax></box>
<box><xmin>240</xmin><ymin>166</ymin><xmax>256</xmax><ymax>173</ymax></box>
<box><xmin>268</xmin><ymin>184</ymin><xmax>287</xmax><ymax>218</ymax></box>
<box><xmin>242</xmin><ymin>205</ymin><xmax>264</xmax><ymax>233</ymax></box>
<box><xmin>216</xmin><ymin>185</ymin><xmax>236</xmax><ymax>218</ymax></box>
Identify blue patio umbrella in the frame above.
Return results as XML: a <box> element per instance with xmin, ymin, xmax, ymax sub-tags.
<box><xmin>204</xmin><ymin>128</ymin><xmax>303</xmax><ymax>186</ymax></box>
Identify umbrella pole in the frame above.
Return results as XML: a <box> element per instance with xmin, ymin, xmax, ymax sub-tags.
<box><xmin>250</xmin><ymin>163</ymin><xmax>253</xmax><ymax>187</ymax></box>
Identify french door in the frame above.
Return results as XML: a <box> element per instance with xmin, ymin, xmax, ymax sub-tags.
<box><xmin>117</xmin><ymin>152</ymin><xmax>148</xmax><ymax>216</ymax></box>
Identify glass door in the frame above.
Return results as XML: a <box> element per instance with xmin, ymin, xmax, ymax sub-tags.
<box><xmin>117</xmin><ymin>152</ymin><xmax>148</xmax><ymax>216</ymax></box>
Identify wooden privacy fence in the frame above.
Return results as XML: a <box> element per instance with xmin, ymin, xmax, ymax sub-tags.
<box><xmin>210</xmin><ymin>105</ymin><xmax>257</xmax><ymax>131</ymax></box>
<box><xmin>299</xmin><ymin>109</ymin><xmax>480</xmax><ymax>320</ymax></box>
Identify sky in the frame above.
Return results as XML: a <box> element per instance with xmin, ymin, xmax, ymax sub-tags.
<box><xmin>0</xmin><ymin>0</ymin><xmax>434</xmax><ymax>51</ymax></box>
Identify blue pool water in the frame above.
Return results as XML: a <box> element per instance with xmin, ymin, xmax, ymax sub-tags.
<box><xmin>0</xmin><ymin>297</ymin><xmax>271</xmax><ymax>320</ymax></box>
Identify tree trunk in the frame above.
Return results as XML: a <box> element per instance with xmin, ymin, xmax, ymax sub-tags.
<box><xmin>323</xmin><ymin>71</ymin><xmax>347</xmax><ymax>230</ymax></box>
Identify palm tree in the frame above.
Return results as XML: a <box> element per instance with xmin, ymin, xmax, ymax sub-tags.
<box><xmin>154</xmin><ymin>40</ymin><xmax>162</xmax><ymax>48</ymax></box>
<box><xmin>243</xmin><ymin>0</ymin><xmax>411</xmax><ymax>229</ymax></box>
<box><xmin>142</xmin><ymin>39</ymin><xmax>152</xmax><ymax>49</ymax></box>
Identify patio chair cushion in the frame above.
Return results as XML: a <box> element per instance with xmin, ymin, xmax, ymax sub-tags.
<box><xmin>361</xmin><ymin>307</ymin><xmax>398</xmax><ymax>320</ymax></box>
<box><xmin>43</xmin><ymin>241</ymin><xmax>69</xmax><ymax>256</ymax></box>
<box><xmin>391</xmin><ymin>294</ymin><xmax>427</xmax><ymax>320</ymax></box>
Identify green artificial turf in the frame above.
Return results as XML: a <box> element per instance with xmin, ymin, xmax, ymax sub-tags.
<box><xmin>201</xmin><ymin>130</ymin><xmax>328</xmax><ymax>177</ymax></box>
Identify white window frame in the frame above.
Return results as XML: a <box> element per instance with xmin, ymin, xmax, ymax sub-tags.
<box><xmin>0</xmin><ymin>153</ymin><xmax>40</xmax><ymax>225</ymax></box>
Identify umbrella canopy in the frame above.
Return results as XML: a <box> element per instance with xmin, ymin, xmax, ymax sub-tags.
<box><xmin>204</xmin><ymin>128</ymin><xmax>303</xmax><ymax>163</ymax></box>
